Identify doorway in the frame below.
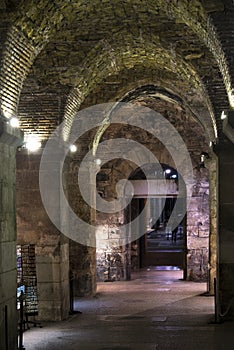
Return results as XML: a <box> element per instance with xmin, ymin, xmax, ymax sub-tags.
<box><xmin>129</xmin><ymin>163</ymin><xmax>187</xmax><ymax>278</ymax></box>
<box><xmin>138</xmin><ymin>197</ymin><xmax>187</xmax><ymax>277</ymax></box>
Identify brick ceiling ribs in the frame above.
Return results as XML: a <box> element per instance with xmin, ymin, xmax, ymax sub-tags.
<box><xmin>0</xmin><ymin>0</ymin><xmax>233</xmax><ymax>145</ymax></box>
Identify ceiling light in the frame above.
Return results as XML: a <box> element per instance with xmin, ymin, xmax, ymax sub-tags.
<box><xmin>94</xmin><ymin>158</ymin><xmax>102</xmax><ymax>165</ymax></box>
<box><xmin>9</xmin><ymin>117</ymin><xmax>20</xmax><ymax>128</ymax></box>
<box><xmin>221</xmin><ymin>111</ymin><xmax>227</xmax><ymax>120</ymax></box>
<box><xmin>69</xmin><ymin>144</ymin><xmax>77</xmax><ymax>153</ymax></box>
<box><xmin>25</xmin><ymin>135</ymin><xmax>41</xmax><ymax>152</ymax></box>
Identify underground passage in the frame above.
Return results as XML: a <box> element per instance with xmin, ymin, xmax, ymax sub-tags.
<box><xmin>0</xmin><ymin>1</ymin><xmax>234</xmax><ymax>349</ymax></box>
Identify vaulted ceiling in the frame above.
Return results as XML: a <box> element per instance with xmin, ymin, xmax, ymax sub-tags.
<box><xmin>0</xmin><ymin>0</ymin><xmax>233</xmax><ymax>146</ymax></box>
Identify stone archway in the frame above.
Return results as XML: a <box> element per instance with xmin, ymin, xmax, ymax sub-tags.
<box><xmin>128</xmin><ymin>164</ymin><xmax>187</xmax><ymax>279</ymax></box>
<box><xmin>95</xmin><ymin>150</ymin><xmax>210</xmax><ymax>285</ymax></box>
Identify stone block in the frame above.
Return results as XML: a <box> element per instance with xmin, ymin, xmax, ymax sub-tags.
<box><xmin>0</xmin><ymin>219</ymin><xmax>16</xmax><ymax>242</ymax></box>
<box><xmin>0</xmin><ymin>270</ymin><xmax>17</xmax><ymax>303</ymax></box>
<box><xmin>61</xmin><ymin>260</ymin><xmax>69</xmax><ymax>282</ymax></box>
<box><xmin>37</xmin><ymin>281</ymin><xmax>62</xmax><ymax>301</ymax></box>
<box><xmin>0</xmin><ymin>297</ymin><xmax>18</xmax><ymax>350</ymax></box>
<box><xmin>38</xmin><ymin>300</ymin><xmax>64</xmax><ymax>321</ymax></box>
<box><xmin>60</xmin><ymin>242</ymin><xmax>69</xmax><ymax>262</ymax></box>
<box><xmin>36</xmin><ymin>261</ymin><xmax>61</xmax><ymax>283</ymax></box>
<box><xmin>187</xmin><ymin>236</ymin><xmax>209</xmax><ymax>249</ymax></box>
<box><xmin>37</xmin><ymin>257</ymin><xmax>69</xmax><ymax>283</ymax></box>
<box><xmin>0</xmin><ymin>241</ymin><xmax>17</xmax><ymax>274</ymax></box>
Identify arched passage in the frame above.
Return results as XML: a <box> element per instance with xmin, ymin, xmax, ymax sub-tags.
<box><xmin>1</xmin><ymin>3</ymin><xmax>234</xmax><ymax>349</ymax></box>
<box><xmin>93</xmin><ymin>100</ymin><xmax>211</xmax><ymax>286</ymax></box>
<box><xmin>128</xmin><ymin>163</ymin><xmax>187</xmax><ymax>278</ymax></box>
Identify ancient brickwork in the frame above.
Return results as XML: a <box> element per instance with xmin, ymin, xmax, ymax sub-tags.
<box><xmin>0</xmin><ymin>120</ymin><xmax>22</xmax><ymax>350</ymax></box>
<box><xmin>96</xmin><ymin>211</ymin><xmax>126</xmax><ymax>282</ymax></box>
<box><xmin>94</xmin><ymin>99</ymin><xmax>210</xmax><ymax>281</ymax></box>
<box><xmin>0</xmin><ymin>0</ymin><xmax>234</xmax><ymax>330</ymax></box>
<box><xmin>16</xmin><ymin>150</ymin><xmax>70</xmax><ymax>321</ymax></box>
<box><xmin>0</xmin><ymin>27</ymin><xmax>37</xmax><ymax>119</ymax></box>
<box><xmin>187</xmin><ymin>168</ymin><xmax>210</xmax><ymax>281</ymax></box>
<box><xmin>0</xmin><ymin>0</ymin><xmax>231</xmax><ymax>141</ymax></box>
<box><xmin>66</xmin><ymin>154</ymin><xmax>97</xmax><ymax>297</ymax></box>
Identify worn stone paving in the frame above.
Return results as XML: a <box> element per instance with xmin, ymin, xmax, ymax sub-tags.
<box><xmin>22</xmin><ymin>269</ymin><xmax>234</xmax><ymax>350</ymax></box>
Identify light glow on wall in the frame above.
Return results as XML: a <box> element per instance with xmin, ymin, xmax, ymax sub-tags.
<box><xmin>25</xmin><ymin>135</ymin><xmax>41</xmax><ymax>152</ymax></box>
<box><xmin>9</xmin><ymin>117</ymin><xmax>19</xmax><ymax>128</ymax></box>
<box><xmin>69</xmin><ymin>144</ymin><xmax>77</xmax><ymax>153</ymax></box>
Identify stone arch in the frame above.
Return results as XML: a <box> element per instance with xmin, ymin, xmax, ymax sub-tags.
<box><xmin>0</xmin><ymin>0</ymin><xmax>232</xmax><ymax>126</ymax></box>
<box><xmin>63</xmin><ymin>35</ymin><xmax>218</xmax><ymax>140</ymax></box>
<box><xmin>95</xmin><ymin>127</ymin><xmax>209</xmax><ymax>283</ymax></box>
<box><xmin>91</xmin><ymin>84</ymin><xmax>214</xmax><ymax>156</ymax></box>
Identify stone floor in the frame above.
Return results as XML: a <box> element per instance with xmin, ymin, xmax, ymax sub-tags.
<box><xmin>22</xmin><ymin>268</ymin><xmax>234</xmax><ymax>350</ymax></box>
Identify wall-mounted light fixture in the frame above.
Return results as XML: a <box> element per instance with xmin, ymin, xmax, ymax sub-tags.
<box><xmin>25</xmin><ymin>135</ymin><xmax>41</xmax><ymax>152</ymax></box>
<box><xmin>9</xmin><ymin>117</ymin><xmax>20</xmax><ymax>128</ymax></box>
<box><xmin>221</xmin><ymin>111</ymin><xmax>227</xmax><ymax>120</ymax></box>
<box><xmin>94</xmin><ymin>158</ymin><xmax>102</xmax><ymax>166</ymax></box>
<box><xmin>69</xmin><ymin>144</ymin><xmax>77</xmax><ymax>153</ymax></box>
<box><xmin>199</xmin><ymin>151</ymin><xmax>210</xmax><ymax>169</ymax></box>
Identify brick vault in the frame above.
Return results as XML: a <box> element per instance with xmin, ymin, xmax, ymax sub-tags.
<box><xmin>0</xmin><ymin>1</ymin><xmax>234</xmax><ymax>349</ymax></box>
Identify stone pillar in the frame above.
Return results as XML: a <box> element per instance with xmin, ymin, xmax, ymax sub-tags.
<box><xmin>17</xmin><ymin>150</ymin><xmax>70</xmax><ymax>321</ymax></box>
<box><xmin>187</xmin><ymin>168</ymin><xmax>209</xmax><ymax>282</ymax></box>
<box><xmin>207</xmin><ymin>156</ymin><xmax>218</xmax><ymax>295</ymax></box>
<box><xmin>68</xmin><ymin>159</ymin><xmax>96</xmax><ymax>296</ymax></box>
<box><xmin>216</xmin><ymin>140</ymin><xmax>234</xmax><ymax>319</ymax></box>
<box><xmin>0</xmin><ymin>119</ymin><xmax>23</xmax><ymax>350</ymax></box>
<box><xmin>36</xmin><ymin>240</ymin><xmax>69</xmax><ymax>321</ymax></box>
<box><xmin>70</xmin><ymin>243</ymin><xmax>96</xmax><ymax>296</ymax></box>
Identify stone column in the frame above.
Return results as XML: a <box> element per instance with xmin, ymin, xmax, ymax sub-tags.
<box><xmin>207</xmin><ymin>155</ymin><xmax>218</xmax><ymax>295</ymax></box>
<box><xmin>186</xmin><ymin>168</ymin><xmax>209</xmax><ymax>282</ymax></box>
<box><xmin>17</xmin><ymin>150</ymin><xmax>70</xmax><ymax>321</ymax></box>
<box><xmin>68</xmin><ymin>159</ymin><xmax>96</xmax><ymax>296</ymax></box>
<box><xmin>215</xmin><ymin>139</ymin><xmax>234</xmax><ymax>319</ymax></box>
<box><xmin>0</xmin><ymin>119</ymin><xmax>23</xmax><ymax>350</ymax></box>
<box><xmin>36</xmin><ymin>240</ymin><xmax>69</xmax><ymax>321</ymax></box>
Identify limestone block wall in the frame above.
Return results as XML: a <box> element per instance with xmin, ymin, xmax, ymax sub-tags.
<box><xmin>208</xmin><ymin>156</ymin><xmax>218</xmax><ymax>294</ymax></box>
<box><xmin>69</xmin><ymin>242</ymin><xmax>96</xmax><ymax>296</ymax></box>
<box><xmin>16</xmin><ymin>151</ymin><xmax>70</xmax><ymax>321</ymax></box>
<box><xmin>96</xmin><ymin>212</ymin><xmax>126</xmax><ymax>282</ymax></box>
<box><xmin>96</xmin><ymin>162</ymin><xmax>210</xmax><ymax>282</ymax></box>
<box><xmin>36</xmin><ymin>242</ymin><xmax>69</xmax><ymax>321</ymax></box>
<box><xmin>187</xmin><ymin>168</ymin><xmax>210</xmax><ymax>281</ymax></box>
<box><xmin>0</xmin><ymin>120</ymin><xmax>22</xmax><ymax>350</ymax></box>
<box><xmin>66</xmin><ymin>157</ymin><xmax>97</xmax><ymax>297</ymax></box>
<box><xmin>217</xmin><ymin>142</ymin><xmax>234</xmax><ymax>319</ymax></box>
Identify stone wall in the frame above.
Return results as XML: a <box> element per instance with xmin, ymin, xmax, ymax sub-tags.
<box><xmin>207</xmin><ymin>156</ymin><xmax>218</xmax><ymax>294</ymax></box>
<box><xmin>95</xmin><ymin>160</ymin><xmax>210</xmax><ymax>282</ymax></box>
<box><xmin>16</xmin><ymin>150</ymin><xmax>70</xmax><ymax>321</ymax></box>
<box><xmin>187</xmin><ymin>167</ymin><xmax>210</xmax><ymax>281</ymax></box>
<box><xmin>0</xmin><ymin>120</ymin><xmax>22</xmax><ymax>350</ymax></box>
<box><xmin>93</xmin><ymin>101</ymin><xmax>210</xmax><ymax>282</ymax></box>
<box><xmin>96</xmin><ymin>211</ymin><xmax>126</xmax><ymax>282</ymax></box>
<box><xmin>217</xmin><ymin>141</ymin><xmax>234</xmax><ymax>319</ymax></box>
<box><xmin>16</xmin><ymin>148</ymin><xmax>98</xmax><ymax>318</ymax></box>
<box><xmin>65</xmin><ymin>155</ymin><xmax>97</xmax><ymax>297</ymax></box>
